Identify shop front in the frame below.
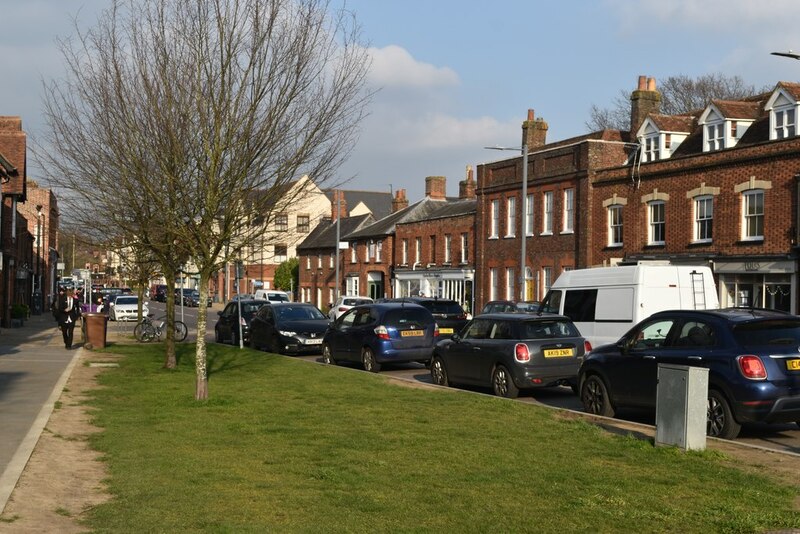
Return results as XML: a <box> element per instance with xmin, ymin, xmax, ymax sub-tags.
<box><xmin>714</xmin><ymin>259</ymin><xmax>796</xmax><ymax>313</ymax></box>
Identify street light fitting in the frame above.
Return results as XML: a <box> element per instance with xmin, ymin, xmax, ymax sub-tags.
<box><xmin>771</xmin><ymin>50</ymin><xmax>800</xmax><ymax>60</ymax></box>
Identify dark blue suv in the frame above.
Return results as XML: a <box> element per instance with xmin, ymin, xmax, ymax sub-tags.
<box><xmin>578</xmin><ymin>308</ymin><xmax>800</xmax><ymax>439</ymax></box>
<box><xmin>322</xmin><ymin>302</ymin><xmax>436</xmax><ymax>372</ymax></box>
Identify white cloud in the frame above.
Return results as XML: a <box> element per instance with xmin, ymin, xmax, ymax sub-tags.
<box><xmin>367</xmin><ymin>45</ymin><xmax>460</xmax><ymax>89</ymax></box>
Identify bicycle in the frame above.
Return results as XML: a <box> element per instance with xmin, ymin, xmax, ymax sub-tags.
<box><xmin>134</xmin><ymin>314</ymin><xmax>188</xmax><ymax>342</ymax></box>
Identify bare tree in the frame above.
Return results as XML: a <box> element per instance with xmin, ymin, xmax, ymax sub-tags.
<box><xmin>586</xmin><ymin>73</ymin><xmax>767</xmax><ymax>131</ymax></box>
<box><xmin>37</xmin><ymin>0</ymin><xmax>372</xmax><ymax>399</ymax></box>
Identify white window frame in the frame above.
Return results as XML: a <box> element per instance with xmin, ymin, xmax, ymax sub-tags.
<box><xmin>706</xmin><ymin>123</ymin><xmax>724</xmax><ymax>151</ymax></box>
<box><xmin>562</xmin><ymin>188</ymin><xmax>574</xmax><ymax>233</ymax></box>
<box><xmin>525</xmin><ymin>194</ymin><xmax>534</xmax><ymax>236</ymax></box>
<box><xmin>608</xmin><ymin>204</ymin><xmax>623</xmax><ymax>246</ymax></box>
<box><xmin>774</xmin><ymin>107</ymin><xmax>796</xmax><ymax>139</ymax></box>
<box><xmin>542</xmin><ymin>191</ymin><xmax>553</xmax><ymax>235</ymax></box>
<box><xmin>742</xmin><ymin>189</ymin><xmax>764</xmax><ymax>240</ymax></box>
<box><xmin>376</xmin><ymin>241</ymin><xmax>382</xmax><ymax>263</ymax></box>
<box><xmin>329</xmin><ymin>253</ymin><xmax>334</xmax><ymax>268</ymax></box>
<box><xmin>306</xmin><ymin>256</ymin><xmax>311</xmax><ymax>270</ymax></box>
<box><xmin>489</xmin><ymin>268</ymin><xmax>498</xmax><ymax>301</ymax></box>
<box><xmin>643</xmin><ymin>135</ymin><xmax>659</xmax><ymax>162</ymax></box>
<box><xmin>460</xmin><ymin>233</ymin><xmax>468</xmax><ymax>264</ymax></box>
<box><xmin>490</xmin><ymin>199</ymin><xmax>500</xmax><ymax>238</ymax></box>
<box><xmin>346</xmin><ymin>276</ymin><xmax>359</xmax><ymax>295</ymax></box>
<box><xmin>648</xmin><ymin>201</ymin><xmax>666</xmax><ymax>245</ymax></box>
<box><xmin>401</xmin><ymin>239</ymin><xmax>408</xmax><ymax>265</ymax></box>
<box><xmin>444</xmin><ymin>234</ymin><xmax>451</xmax><ymax>263</ymax></box>
<box><xmin>505</xmin><ymin>267</ymin><xmax>515</xmax><ymax>300</ymax></box>
<box><xmin>505</xmin><ymin>196</ymin><xmax>516</xmax><ymax>237</ymax></box>
<box><xmin>542</xmin><ymin>267</ymin><xmax>552</xmax><ymax>293</ymax></box>
<box><xmin>415</xmin><ymin>237</ymin><xmax>422</xmax><ymax>264</ymax></box>
<box><xmin>694</xmin><ymin>196</ymin><xmax>713</xmax><ymax>243</ymax></box>
<box><xmin>350</xmin><ymin>243</ymin><xmax>357</xmax><ymax>264</ymax></box>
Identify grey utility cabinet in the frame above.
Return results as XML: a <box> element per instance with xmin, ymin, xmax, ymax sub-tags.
<box><xmin>655</xmin><ymin>364</ymin><xmax>709</xmax><ymax>451</ymax></box>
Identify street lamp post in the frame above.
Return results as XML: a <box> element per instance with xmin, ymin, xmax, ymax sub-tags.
<box><xmin>485</xmin><ymin>142</ymin><xmax>529</xmax><ymax>302</ymax></box>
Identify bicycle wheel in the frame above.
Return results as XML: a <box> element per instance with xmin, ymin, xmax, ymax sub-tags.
<box><xmin>133</xmin><ymin>321</ymin><xmax>149</xmax><ymax>342</ymax></box>
<box><xmin>140</xmin><ymin>324</ymin><xmax>157</xmax><ymax>342</ymax></box>
<box><xmin>174</xmin><ymin>321</ymin><xmax>188</xmax><ymax>342</ymax></box>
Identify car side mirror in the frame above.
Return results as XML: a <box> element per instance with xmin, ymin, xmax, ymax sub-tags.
<box><xmin>451</xmin><ymin>333</ymin><xmax>461</xmax><ymax>342</ymax></box>
<box><xmin>217</xmin><ymin>311</ymin><xmax>223</xmax><ymax>317</ymax></box>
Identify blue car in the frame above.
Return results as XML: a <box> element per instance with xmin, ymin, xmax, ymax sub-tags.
<box><xmin>322</xmin><ymin>302</ymin><xmax>437</xmax><ymax>372</ymax></box>
<box><xmin>578</xmin><ymin>308</ymin><xmax>800</xmax><ymax>439</ymax></box>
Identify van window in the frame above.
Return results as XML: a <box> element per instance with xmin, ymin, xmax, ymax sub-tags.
<box><xmin>563</xmin><ymin>290</ymin><xmax>597</xmax><ymax>322</ymax></box>
<box><xmin>595</xmin><ymin>288</ymin><xmax>634</xmax><ymax>321</ymax></box>
<box><xmin>540</xmin><ymin>290</ymin><xmax>562</xmax><ymax>314</ymax></box>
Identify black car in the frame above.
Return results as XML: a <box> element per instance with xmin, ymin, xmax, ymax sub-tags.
<box><xmin>249</xmin><ymin>303</ymin><xmax>329</xmax><ymax>355</ymax></box>
<box><xmin>176</xmin><ymin>288</ymin><xmax>212</xmax><ymax>307</ymax></box>
<box><xmin>578</xmin><ymin>308</ymin><xmax>800</xmax><ymax>439</ymax></box>
<box><xmin>389</xmin><ymin>297</ymin><xmax>468</xmax><ymax>337</ymax></box>
<box><xmin>151</xmin><ymin>284</ymin><xmax>168</xmax><ymax>302</ymax></box>
<box><xmin>322</xmin><ymin>302</ymin><xmax>437</xmax><ymax>372</ymax></box>
<box><xmin>431</xmin><ymin>313</ymin><xmax>589</xmax><ymax>398</ymax></box>
<box><xmin>214</xmin><ymin>299</ymin><xmax>266</xmax><ymax>345</ymax></box>
<box><xmin>480</xmin><ymin>300</ymin><xmax>541</xmax><ymax>314</ymax></box>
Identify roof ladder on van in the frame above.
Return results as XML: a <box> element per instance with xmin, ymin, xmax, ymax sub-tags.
<box><xmin>690</xmin><ymin>271</ymin><xmax>707</xmax><ymax>310</ymax></box>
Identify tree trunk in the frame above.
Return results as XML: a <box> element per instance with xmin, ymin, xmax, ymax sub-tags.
<box><xmin>163</xmin><ymin>267</ymin><xmax>177</xmax><ymax>369</ymax></box>
<box><xmin>194</xmin><ymin>272</ymin><xmax>211</xmax><ymax>400</ymax></box>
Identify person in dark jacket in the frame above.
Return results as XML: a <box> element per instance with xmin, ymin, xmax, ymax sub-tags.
<box><xmin>56</xmin><ymin>288</ymin><xmax>81</xmax><ymax>349</ymax></box>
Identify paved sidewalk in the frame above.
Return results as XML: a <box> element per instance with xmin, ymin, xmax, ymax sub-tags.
<box><xmin>0</xmin><ymin>313</ymin><xmax>88</xmax><ymax>514</ymax></box>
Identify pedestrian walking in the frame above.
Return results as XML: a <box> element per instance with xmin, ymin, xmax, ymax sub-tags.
<box><xmin>56</xmin><ymin>288</ymin><xmax>81</xmax><ymax>349</ymax></box>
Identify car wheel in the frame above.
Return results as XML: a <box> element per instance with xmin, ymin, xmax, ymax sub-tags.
<box><xmin>269</xmin><ymin>335</ymin><xmax>282</xmax><ymax>355</ymax></box>
<box><xmin>322</xmin><ymin>343</ymin><xmax>336</xmax><ymax>365</ymax></box>
<box><xmin>580</xmin><ymin>374</ymin><xmax>615</xmax><ymax>417</ymax></box>
<box><xmin>492</xmin><ymin>365</ymin><xmax>519</xmax><ymax>398</ymax></box>
<box><xmin>215</xmin><ymin>327</ymin><xmax>223</xmax><ymax>343</ymax></box>
<box><xmin>249</xmin><ymin>335</ymin><xmax>259</xmax><ymax>350</ymax></box>
<box><xmin>707</xmin><ymin>389</ymin><xmax>741</xmax><ymax>439</ymax></box>
<box><xmin>362</xmin><ymin>347</ymin><xmax>381</xmax><ymax>373</ymax></box>
<box><xmin>430</xmin><ymin>356</ymin><xmax>450</xmax><ymax>386</ymax></box>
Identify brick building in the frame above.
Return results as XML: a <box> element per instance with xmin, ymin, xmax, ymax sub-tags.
<box><xmin>18</xmin><ymin>181</ymin><xmax>60</xmax><ymax>313</ymax></box>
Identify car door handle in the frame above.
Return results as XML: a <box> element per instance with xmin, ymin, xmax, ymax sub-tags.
<box><xmin>643</xmin><ymin>355</ymin><xmax>656</xmax><ymax>360</ymax></box>
<box><xmin>688</xmin><ymin>356</ymin><xmax>703</xmax><ymax>361</ymax></box>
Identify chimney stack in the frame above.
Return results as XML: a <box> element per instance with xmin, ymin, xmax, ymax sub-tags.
<box><xmin>331</xmin><ymin>190</ymin><xmax>347</xmax><ymax>221</ymax></box>
<box><xmin>521</xmin><ymin>108</ymin><xmax>548</xmax><ymax>149</ymax></box>
<box><xmin>392</xmin><ymin>189</ymin><xmax>408</xmax><ymax>212</ymax></box>
<box><xmin>425</xmin><ymin>176</ymin><xmax>446</xmax><ymax>200</ymax></box>
<box><xmin>630</xmin><ymin>75</ymin><xmax>661</xmax><ymax>136</ymax></box>
<box><xmin>459</xmin><ymin>165</ymin><xmax>476</xmax><ymax>199</ymax></box>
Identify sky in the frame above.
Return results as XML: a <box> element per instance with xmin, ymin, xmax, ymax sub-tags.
<box><xmin>2</xmin><ymin>0</ymin><xmax>800</xmax><ymax>201</ymax></box>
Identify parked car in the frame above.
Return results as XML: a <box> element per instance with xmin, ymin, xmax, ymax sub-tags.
<box><xmin>214</xmin><ymin>299</ymin><xmax>266</xmax><ymax>345</ymax></box>
<box><xmin>389</xmin><ymin>297</ymin><xmax>469</xmax><ymax>337</ymax></box>
<box><xmin>431</xmin><ymin>313</ymin><xmax>589</xmax><ymax>398</ymax></box>
<box><xmin>322</xmin><ymin>302</ymin><xmax>436</xmax><ymax>372</ymax></box>
<box><xmin>151</xmin><ymin>284</ymin><xmax>168</xmax><ymax>302</ymax></box>
<box><xmin>254</xmin><ymin>289</ymin><xmax>291</xmax><ymax>302</ymax></box>
<box><xmin>108</xmin><ymin>295</ymin><xmax>148</xmax><ymax>322</ymax></box>
<box><xmin>578</xmin><ymin>308</ymin><xmax>800</xmax><ymax>439</ymax></box>
<box><xmin>175</xmin><ymin>288</ymin><xmax>212</xmax><ymax>307</ymax></box>
<box><xmin>480</xmin><ymin>300</ymin><xmax>541</xmax><ymax>314</ymax></box>
<box><xmin>328</xmin><ymin>295</ymin><xmax>374</xmax><ymax>320</ymax></box>
<box><xmin>249</xmin><ymin>303</ymin><xmax>329</xmax><ymax>354</ymax></box>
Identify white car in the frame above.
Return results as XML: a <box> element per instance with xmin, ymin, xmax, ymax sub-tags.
<box><xmin>328</xmin><ymin>295</ymin><xmax>373</xmax><ymax>320</ymax></box>
<box><xmin>109</xmin><ymin>295</ymin><xmax>149</xmax><ymax>321</ymax></box>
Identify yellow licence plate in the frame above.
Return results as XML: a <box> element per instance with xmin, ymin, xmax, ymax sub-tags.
<box><xmin>786</xmin><ymin>359</ymin><xmax>800</xmax><ymax>371</ymax></box>
<box><xmin>401</xmin><ymin>330</ymin><xmax>424</xmax><ymax>337</ymax></box>
<box><xmin>439</xmin><ymin>328</ymin><xmax>454</xmax><ymax>334</ymax></box>
<box><xmin>543</xmin><ymin>348</ymin><xmax>574</xmax><ymax>358</ymax></box>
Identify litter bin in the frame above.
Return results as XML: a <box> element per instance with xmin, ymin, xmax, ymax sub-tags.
<box><xmin>83</xmin><ymin>312</ymin><xmax>109</xmax><ymax>350</ymax></box>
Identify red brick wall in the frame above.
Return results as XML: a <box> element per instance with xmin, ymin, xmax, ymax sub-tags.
<box><xmin>394</xmin><ymin>213</ymin><xmax>475</xmax><ymax>267</ymax></box>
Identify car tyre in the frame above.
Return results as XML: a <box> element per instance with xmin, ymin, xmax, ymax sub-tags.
<box><xmin>322</xmin><ymin>343</ymin><xmax>336</xmax><ymax>365</ymax></box>
<box><xmin>580</xmin><ymin>374</ymin><xmax>615</xmax><ymax>417</ymax></box>
<box><xmin>492</xmin><ymin>365</ymin><xmax>519</xmax><ymax>398</ymax></box>
<box><xmin>362</xmin><ymin>347</ymin><xmax>381</xmax><ymax>373</ymax></box>
<box><xmin>215</xmin><ymin>328</ymin><xmax>223</xmax><ymax>343</ymax></box>
<box><xmin>707</xmin><ymin>389</ymin><xmax>741</xmax><ymax>439</ymax></box>
<box><xmin>430</xmin><ymin>356</ymin><xmax>450</xmax><ymax>386</ymax></box>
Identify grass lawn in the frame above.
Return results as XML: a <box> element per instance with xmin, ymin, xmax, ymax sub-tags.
<box><xmin>83</xmin><ymin>342</ymin><xmax>800</xmax><ymax>533</ymax></box>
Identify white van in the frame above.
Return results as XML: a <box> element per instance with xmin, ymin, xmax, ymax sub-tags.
<box><xmin>254</xmin><ymin>289</ymin><xmax>291</xmax><ymax>302</ymax></box>
<box><xmin>540</xmin><ymin>263</ymin><xmax>719</xmax><ymax>348</ymax></box>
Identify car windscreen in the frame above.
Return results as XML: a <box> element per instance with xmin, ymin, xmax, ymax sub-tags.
<box><xmin>115</xmin><ymin>297</ymin><xmax>138</xmax><ymax>305</ymax></box>
<box><xmin>732</xmin><ymin>320</ymin><xmax>800</xmax><ymax>347</ymax></box>
<box><xmin>241</xmin><ymin>303</ymin><xmax>263</xmax><ymax>315</ymax></box>
<box><xmin>520</xmin><ymin>319</ymin><xmax>580</xmax><ymax>339</ymax></box>
<box><xmin>383</xmin><ymin>308</ymin><xmax>431</xmax><ymax>329</ymax></box>
<box><xmin>343</xmin><ymin>298</ymin><xmax>371</xmax><ymax>306</ymax></box>
<box><xmin>268</xmin><ymin>294</ymin><xmax>289</xmax><ymax>302</ymax></box>
<box><xmin>276</xmin><ymin>306</ymin><xmax>326</xmax><ymax>321</ymax></box>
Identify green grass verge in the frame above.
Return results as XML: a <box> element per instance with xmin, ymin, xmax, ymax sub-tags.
<box><xmin>83</xmin><ymin>343</ymin><xmax>800</xmax><ymax>533</ymax></box>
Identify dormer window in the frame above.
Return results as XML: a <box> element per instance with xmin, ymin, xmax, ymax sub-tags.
<box><xmin>706</xmin><ymin>123</ymin><xmax>724</xmax><ymax>151</ymax></box>
<box><xmin>643</xmin><ymin>135</ymin><xmax>659</xmax><ymax>162</ymax></box>
<box><xmin>775</xmin><ymin>107</ymin><xmax>796</xmax><ymax>139</ymax></box>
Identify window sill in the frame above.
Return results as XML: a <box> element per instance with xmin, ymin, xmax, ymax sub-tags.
<box><xmin>503</xmin><ymin>235</ymin><xmax>516</xmax><ymax>239</ymax></box>
<box><xmin>687</xmin><ymin>240</ymin><xmax>712</xmax><ymax>247</ymax></box>
<box><xmin>736</xmin><ymin>238</ymin><xmax>764</xmax><ymax>245</ymax></box>
<box><xmin>605</xmin><ymin>244</ymin><xmax>623</xmax><ymax>249</ymax></box>
<box><xmin>644</xmin><ymin>243</ymin><xmax>665</xmax><ymax>249</ymax></box>
<box><xmin>488</xmin><ymin>236</ymin><xmax>499</xmax><ymax>240</ymax></box>
<box><xmin>560</xmin><ymin>230</ymin><xmax>574</xmax><ymax>235</ymax></box>
<box><xmin>540</xmin><ymin>232</ymin><xmax>553</xmax><ymax>237</ymax></box>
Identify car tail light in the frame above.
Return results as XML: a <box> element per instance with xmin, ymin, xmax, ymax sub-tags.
<box><xmin>374</xmin><ymin>325</ymin><xmax>390</xmax><ymax>340</ymax></box>
<box><xmin>338</xmin><ymin>306</ymin><xmax>347</xmax><ymax>312</ymax></box>
<box><xmin>434</xmin><ymin>323</ymin><xmax>440</xmax><ymax>337</ymax></box>
<box><xmin>239</xmin><ymin>317</ymin><xmax>247</xmax><ymax>326</ymax></box>
<box><xmin>514</xmin><ymin>343</ymin><xmax>530</xmax><ymax>363</ymax></box>
<box><xmin>584</xmin><ymin>340</ymin><xmax>592</xmax><ymax>353</ymax></box>
<box><xmin>737</xmin><ymin>355</ymin><xmax>767</xmax><ymax>380</ymax></box>
<box><xmin>457</xmin><ymin>313</ymin><xmax>467</xmax><ymax>320</ymax></box>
